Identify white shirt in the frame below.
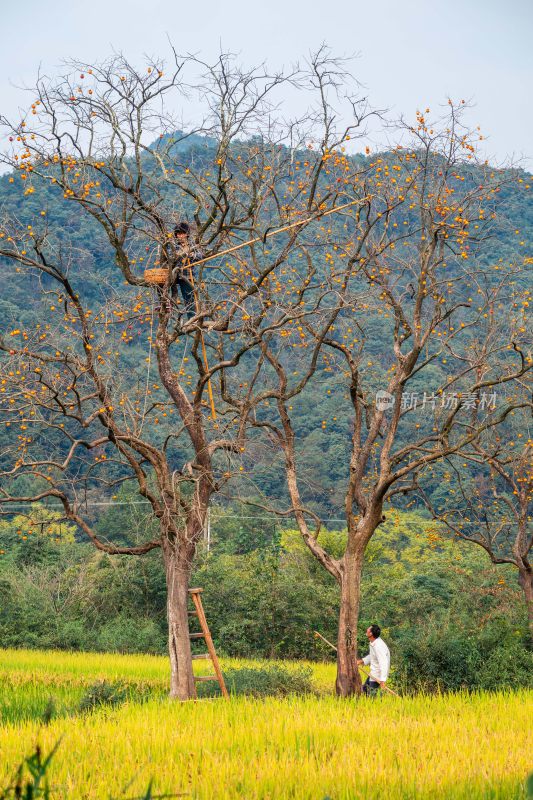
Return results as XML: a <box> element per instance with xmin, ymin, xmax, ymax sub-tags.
<box><xmin>362</xmin><ymin>637</ymin><xmax>390</xmax><ymax>682</ymax></box>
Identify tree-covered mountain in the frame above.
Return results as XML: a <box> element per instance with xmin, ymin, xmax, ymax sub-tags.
<box><xmin>0</xmin><ymin>133</ymin><xmax>531</xmax><ymax>524</ymax></box>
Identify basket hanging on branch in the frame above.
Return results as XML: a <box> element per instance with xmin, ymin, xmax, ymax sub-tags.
<box><xmin>144</xmin><ymin>268</ymin><xmax>169</xmax><ymax>286</ymax></box>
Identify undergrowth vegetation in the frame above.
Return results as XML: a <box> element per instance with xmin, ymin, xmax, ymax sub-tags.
<box><xmin>1</xmin><ymin>511</ymin><xmax>531</xmax><ymax>694</ymax></box>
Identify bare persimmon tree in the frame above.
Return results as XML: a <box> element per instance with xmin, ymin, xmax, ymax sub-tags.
<box><xmin>0</xmin><ymin>49</ymin><xmax>375</xmax><ymax>698</ymax></box>
<box><xmin>242</xmin><ymin>104</ymin><xmax>532</xmax><ymax>695</ymax></box>
<box><xmin>418</xmin><ymin>395</ymin><xmax>532</xmax><ymax>637</ymax></box>
<box><xmin>413</xmin><ymin>263</ymin><xmax>533</xmax><ymax>637</ymax></box>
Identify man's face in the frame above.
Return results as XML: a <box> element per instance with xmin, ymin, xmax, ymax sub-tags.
<box><xmin>366</xmin><ymin>627</ymin><xmax>374</xmax><ymax>641</ymax></box>
<box><xmin>176</xmin><ymin>233</ymin><xmax>188</xmax><ymax>245</ymax></box>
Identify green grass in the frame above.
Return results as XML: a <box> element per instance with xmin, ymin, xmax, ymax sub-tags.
<box><xmin>0</xmin><ymin>648</ymin><xmax>531</xmax><ymax>799</ymax></box>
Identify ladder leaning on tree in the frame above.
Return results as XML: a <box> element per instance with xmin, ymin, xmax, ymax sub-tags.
<box><xmin>188</xmin><ymin>587</ymin><xmax>229</xmax><ymax>699</ymax></box>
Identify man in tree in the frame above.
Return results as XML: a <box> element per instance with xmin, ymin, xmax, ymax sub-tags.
<box><xmin>357</xmin><ymin>624</ymin><xmax>390</xmax><ymax>695</ymax></box>
<box><xmin>159</xmin><ymin>221</ymin><xmax>203</xmax><ymax>319</ymax></box>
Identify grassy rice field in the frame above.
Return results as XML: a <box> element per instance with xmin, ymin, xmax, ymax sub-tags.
<box><xmin>0</xmin><ymin>648</ymin><xmax>531</xmax><ymax>799</ymax></box>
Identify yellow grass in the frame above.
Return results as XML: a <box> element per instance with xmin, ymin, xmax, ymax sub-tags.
<box><xmin>0</xmin><ymin>649</ymin><xmax>531</xmax><ymax>799</ymax></box>
<box><xmin>0</xmin><ymin>647</ymin><xmax>336</xmax><ymax>691</ymax></box>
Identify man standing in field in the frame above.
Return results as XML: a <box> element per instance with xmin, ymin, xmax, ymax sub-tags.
<box><xmin>357</xmin><ymin>624</ymin><xmax>390</xmax><ymax>695</ymax></box>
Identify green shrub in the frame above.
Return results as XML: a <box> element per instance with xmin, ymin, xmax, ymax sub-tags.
<box><xmin>476</xmin><ymin>645</ymin><xmax>533</xmax><ymax>691</ymax></box>
<box><xmin>395</xmin><ymin>630</ymin><xmax>480</xmax><ymax>692</ymax></box>
<box><xmin>78</xmin><ymin>680</ymin><xmax>130</xmax><ymax>713</ymax></box>
<box><xmin>95</xmin><ymin>616</ymin><xmax>165</xmax><ymax>654</ymax></box>
<box><xmin>200</xmin><ymin>665</ymin><xmax>315</xmax><ymax>698</ymax></box>
<box><xmin>394</xmin><ymin>620</ymin><xmax>533</xmax><ymax>693</ymax></box>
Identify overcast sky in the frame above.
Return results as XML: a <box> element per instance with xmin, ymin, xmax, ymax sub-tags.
<box><xmin>1</xmin><ymin>0</ymin><xmax>531</xmax><ymax>168</ymax></box>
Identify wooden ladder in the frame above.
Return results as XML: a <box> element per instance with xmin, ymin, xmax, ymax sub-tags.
<box><xmin>188</xmin><ymin>587</ymin><xmax>229</xmax><ymax>699</ymax></box>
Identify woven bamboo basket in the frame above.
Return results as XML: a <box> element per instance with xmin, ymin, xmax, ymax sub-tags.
<box><xmin>144</xmin><ymin>268</ymin><xmax>168</xmax><ymax>286</ymax></box>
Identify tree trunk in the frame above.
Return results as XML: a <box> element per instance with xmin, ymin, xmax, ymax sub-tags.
<box><xmin>518</xmin><ymin>566</ymin><xmax>533</xmax><ymax>642</ymax></box>
<box><xmin>163</xmin><ymin>543</ymin><xmax>195</xmax><ymax>700</ymax></box>
<box><xmin>336</xmin><ymin>550</ymin><xmax>364</xmax><ymax>697</ymax></box>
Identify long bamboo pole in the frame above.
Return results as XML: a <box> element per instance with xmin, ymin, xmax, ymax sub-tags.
<box><xmin>189</xmin><ymin>196</ymin><xmax>369</xmax><ymax>270</ymax></box>
<box><xmin>182</xmin><ymin>193</ymin><xmax>369</xmax><ymax>419</ymax></box>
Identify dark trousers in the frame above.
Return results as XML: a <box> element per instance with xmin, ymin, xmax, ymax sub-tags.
<box><xmin>362</xmin><ymin>678</ymin><xmax>380</xmax><ymax>697</ymax></box>
<box><xmin>172</xmin><ymin>276</ymin><xmax>196</xmax><ymax>319</ymax></box>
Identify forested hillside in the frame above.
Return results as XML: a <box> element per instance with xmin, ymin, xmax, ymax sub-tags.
<box><xmin>0</xmin><ymin>134</ymin><xmax>531</xmax><ymax>520</ymax></box>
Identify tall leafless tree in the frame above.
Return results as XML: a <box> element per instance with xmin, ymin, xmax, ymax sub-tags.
<box><xmin>0</xmin><ymin>49</ymin><xmax>375</xmax><ymax>698</ymax></box>
<box><xmin>240</xmin><ymin>105</ymin><xmax>532</xmax><ymax>695</ymax></box>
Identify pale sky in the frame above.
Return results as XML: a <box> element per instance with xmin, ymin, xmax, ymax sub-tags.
<box><xmin>1</xmin><ymin>0</ymin><xmax>531</xmax><ymax>168</ymax></box>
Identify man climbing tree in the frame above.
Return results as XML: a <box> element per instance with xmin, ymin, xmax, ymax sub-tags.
<box><xmin>0</xmin><ymin>48</ymin><xmax>374</xmax><ymax>699</ymax></box>
<box><xmin>157</xmin><ymin>221</ymin><xmax>203</xmax><ymax>319</ymax></box>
